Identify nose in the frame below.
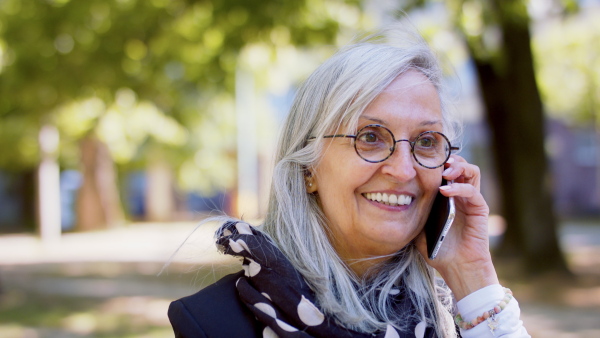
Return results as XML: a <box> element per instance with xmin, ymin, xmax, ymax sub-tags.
<box><xmin>380</xmin><ymin>141</ymin><xmax>417</xmax><ymax>181</ymax></box>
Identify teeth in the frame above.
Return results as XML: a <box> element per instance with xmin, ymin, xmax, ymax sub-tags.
<box><xmin>364</xmin><ymin>193</ymin><xmax>412</xmax><ymax>206</ymax></box>
<box><xmin>389</xmin><ymin>194</ymin><xmax>398</xmax><ymax>204</ymax></box>
<box><xmin>399</xmin><ymin>195</ymin><xmax>407</xmax><ymax>205</ymax></box>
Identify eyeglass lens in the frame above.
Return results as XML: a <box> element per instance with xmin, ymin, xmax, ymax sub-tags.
<box><xmin>354</xmin><ymin>125</ymin><xmax>450</xmax><ymax>168</ymax></box>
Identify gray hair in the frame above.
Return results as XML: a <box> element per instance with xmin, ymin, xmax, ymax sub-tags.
<box><xmin>263</xmin><ymin>25</ymin><xmax>460</xmax><ymax>336</ymax></box>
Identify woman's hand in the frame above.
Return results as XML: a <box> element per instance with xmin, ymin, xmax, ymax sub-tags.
<box><xmin>415</xmin><ymin>155</ymin><xmax>499</xmax><ymax>300</ymax></box>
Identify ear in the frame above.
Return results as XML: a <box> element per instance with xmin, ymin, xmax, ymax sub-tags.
<box><xmin>305</xmin><ymin>169</ymin><xmax>318</xmax><ymax>194</ymax></box>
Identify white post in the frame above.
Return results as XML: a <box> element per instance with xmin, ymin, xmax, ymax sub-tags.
<box><xmin>145</xmin><ymin>160</ymin><xmax>174</xmax><ymax>222</ymax></box>
<box><xmin>236</xmin><ymin>67</ymin><xmax>259</xmax><ymax>220</ymax></box>
<box><xmin>38</xmin><ymin>124</ymin><xmax>61</xmax><ymax>244</ymax></box>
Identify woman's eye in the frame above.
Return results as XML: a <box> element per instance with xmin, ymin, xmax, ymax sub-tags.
<box><xmin>416</xmin><ymin>137</ymin><xmax>435</xmax><ymax>148</ymax></box>
<box><xmin>359</xmin><ymin>132</ymin><xmax>378</xmax><ymax>143</ymax></box>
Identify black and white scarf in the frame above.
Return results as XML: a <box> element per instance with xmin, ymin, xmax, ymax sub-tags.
<box><xmin>216</xmin><ymin>221</ymin><xmax>435</xmax><ymax>338</ymax></box>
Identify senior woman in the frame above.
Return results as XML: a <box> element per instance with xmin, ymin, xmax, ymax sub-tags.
<box><xmin>168</xmin><ymin>27</ymin><xmax>530</xmax><ymax>338</ymax></box>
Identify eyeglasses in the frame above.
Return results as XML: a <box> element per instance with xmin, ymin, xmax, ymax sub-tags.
<box><xmin>317</xmin><ymin>124</ymin><xmax>459</xmax><ymax>169</ymax></box>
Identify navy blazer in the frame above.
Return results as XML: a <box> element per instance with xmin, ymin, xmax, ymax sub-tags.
<box><xmin>169</xmin><ymin>271</ymin><xmax>441</xmax><ymax>338</ymax></box>
<box><xmin>168</xmin><ymin>271</ymin><xmax>262</xmax><ymax>338</ymax></box>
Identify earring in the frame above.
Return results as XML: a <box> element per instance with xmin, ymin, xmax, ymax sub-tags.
<box><xmin>305</xmin><ymin>178</ymin><xmax>316</xmax><ymax>193</ymax></box>
<box><xmin>305</xmin><ymin>170</ymin><xmax>317</xmax><ymax>193</ymax></box>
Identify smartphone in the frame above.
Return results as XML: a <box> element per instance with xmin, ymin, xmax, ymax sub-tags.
<box><xmin>425</xmin><ymin>179</ymin><xmax>455</xmax><ymax>260</ymax></box>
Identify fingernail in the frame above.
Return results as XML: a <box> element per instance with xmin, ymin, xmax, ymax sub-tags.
<box><xmin>447</xmin><ymin>157</ymin><xmax>455</xmax><ymax>164</ymax></box>
<box><xmin>442</xmin><ymin>167</ymin><xmax>452</xmax><ymax>176</ymax></box>
<box><xmin>439</xmin><ymin>185</ymin><xmax>451</xmax><ymax>191</ymax></box>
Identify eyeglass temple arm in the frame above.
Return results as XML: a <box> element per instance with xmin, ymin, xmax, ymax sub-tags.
<box><xmin>308</xmin><ymin>135</ymin><xmax>357</xmax><ymax>140</ymax></box>
<box><xmin>322</xmin><ymin>135</ymin><xmax>356</xmax><ymax>139</ymax></box>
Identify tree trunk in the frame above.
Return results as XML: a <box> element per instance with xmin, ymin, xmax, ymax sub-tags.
<box><xmin>20</xmin><ymin>169</ymin><xmax>37</xmax><ymax>231</ymax></box>
<box><xmin>76</xmin><ymin>135</ymin><xmax>124</xmax><ymax>230</ymax></box>
<box><xmin>470</xmin><ymin>0</ymin><xmax>570</xmax><ymax>274</ymax></box>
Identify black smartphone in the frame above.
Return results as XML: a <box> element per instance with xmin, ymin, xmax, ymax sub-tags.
<box><xmin>425</xmin><ymin>179</ymin><xmax>455</xmax><ymax>260</ymax></box>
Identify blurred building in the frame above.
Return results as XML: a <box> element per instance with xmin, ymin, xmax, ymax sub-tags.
<box><xmin>548</xmin><ymin>120</ymin><xmax>600</xmax><ymax>216</ymax></box>
<box><xmin>463</xmin><ymin>119</ymin><xmax>600</xmax><ymax>218</ymax></box>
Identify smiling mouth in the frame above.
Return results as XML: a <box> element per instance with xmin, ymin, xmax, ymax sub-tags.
<box><xmin>363</xmin><ymin>192</ymin><xmax>413</xmax><ymax>207</ymax></box>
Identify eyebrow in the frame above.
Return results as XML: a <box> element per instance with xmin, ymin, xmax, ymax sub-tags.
<box><xmin>360</xmin><ymin>115</ymin><xmax>442</xmax><ymax>127</ymax></box>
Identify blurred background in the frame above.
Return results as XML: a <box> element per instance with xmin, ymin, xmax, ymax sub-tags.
<box><xmin>0</xmin><ymin>0</ymin><xmax>599</xmax><ymax>336</ymax></box>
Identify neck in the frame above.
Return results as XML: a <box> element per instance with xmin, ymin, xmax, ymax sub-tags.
<box><xmin>335</xmin><ymin>246</ymin><xmax>392</xmax><ymax>278</ymax></box>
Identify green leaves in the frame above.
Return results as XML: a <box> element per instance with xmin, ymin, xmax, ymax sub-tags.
<box><xmin>0</xmin><ymin>0</ymin><xmax>358</xmax><ymax>192</ymax></box>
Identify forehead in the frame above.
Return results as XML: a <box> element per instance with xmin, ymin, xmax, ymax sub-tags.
<box><xmin>358</xmin><ymin>70</ymin><xmax>442</xmax><ymax>129</ymax></box>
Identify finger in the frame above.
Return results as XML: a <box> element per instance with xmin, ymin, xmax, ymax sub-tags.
<box><xmin>442</xmin><ymin>162</ymin><xmax>481</xmax><ymax>187</ymax></box>
<box><xmin>447</xmin><ymin>154</ymin><xmax>467</xmax><ymax>164</ymax></box>
<box><xmin>439</xmin><ymin>183</ymin><xmax>488</xmax><ymax>210</ymax></box>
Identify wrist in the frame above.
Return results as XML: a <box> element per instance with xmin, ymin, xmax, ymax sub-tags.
<box><xmin>439</xmin><ymin>259</ymin><xmax>499</xmax><ymax>301</ymax></box>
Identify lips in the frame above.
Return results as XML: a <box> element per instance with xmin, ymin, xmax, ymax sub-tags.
<box><xmin>363</xmin><ymin>192</ymin><xmax>413</xmax><ymax>207</ymax></box>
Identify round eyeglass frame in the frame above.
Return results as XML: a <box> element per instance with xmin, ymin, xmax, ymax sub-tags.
<box><xmin>315</xmin><ymin>124</ymin><xmax>459</xmax><ymax>169</ymax></box>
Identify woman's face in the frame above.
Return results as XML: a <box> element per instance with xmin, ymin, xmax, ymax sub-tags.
<box><xmin>312</xmin><ymin>70</ymin><xmax>443</xmax><ymax>266</ymax></box>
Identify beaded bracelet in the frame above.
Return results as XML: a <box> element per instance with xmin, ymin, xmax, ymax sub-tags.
<box><xmin>454</xmin><ymin>288</ymin><xmax>513</xmax><ymax>332</ymax></box>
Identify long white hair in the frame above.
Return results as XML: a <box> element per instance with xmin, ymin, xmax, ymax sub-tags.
<box><xmin>254</xmin><ymin>26</ymin><xmax>459</xmax><ymax>336</ymax></box>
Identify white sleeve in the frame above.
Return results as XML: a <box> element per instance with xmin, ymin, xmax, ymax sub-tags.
<box><xmin>456</xmin><ymin>284</ymin><xmax>530</xmax><ymax>338</ymax></box>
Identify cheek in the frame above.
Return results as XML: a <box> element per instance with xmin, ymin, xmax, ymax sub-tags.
<box><xmin>314</xmin><ymin>162</ymin><xmax>373</xmax><ymax>221</ymax></box>
<box><xmin>316</xmin><ymin>172</ymin><xmax>356</xmax><ymax>211</ymax></box>
<box><xmin>317</xmin><ymin>168</ymin><xmax>372</xmax><ymax>203</ymax></box>
<box><xmin>315</xmin><ymin>149</ymin><xmax>372</xmax><ymax>194</ymax></box>
<box><xmin>423</xmin><ymin>167</ymin><xmax>443</xmax><ymax>189</ymax></box>
<box><xmin>418</xmin><ymin>169</ymin><xmax>443</xmax><ymax>209</ymax></box>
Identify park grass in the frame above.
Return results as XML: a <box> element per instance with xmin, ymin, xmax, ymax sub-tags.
<box><xmin>0</xmin><ymin>292</ymin><xmax>173</xmax><ymax>337</ymax></box>
<box><xmin>0</xmin><ymin>262</ymin><xmax>240</xmax><ymax>338</ymax></box>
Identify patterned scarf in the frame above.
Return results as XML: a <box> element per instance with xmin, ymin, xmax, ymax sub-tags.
<box><xmin>216</xmin><ymin>221</ymin><xmax>435</xmax><ymax>338</ymax></box>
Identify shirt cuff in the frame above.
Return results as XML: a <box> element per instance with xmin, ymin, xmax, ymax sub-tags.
<box><xmin>456</xmin><ymin>284</ymin><xmax>505</xmax><ymax>320</ymax></box>
<box><xmin>456</xmin><ymin>284</ymin><xmax>530</xmax><ymax>338</ymax></box>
